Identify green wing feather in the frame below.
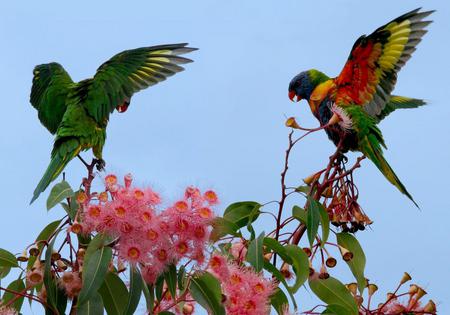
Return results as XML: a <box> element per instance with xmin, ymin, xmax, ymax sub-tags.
<box><xmin>376</xmin><ymin>95</ymin><xmax>426</xmax><ymax>122</ymax></box>
<box><xmin>30</xmin><ymin>63</ymin><xmax>74</xmax><ymax>134</ymax></box>
<box><xmin>76</xmin><ymin>43</ymin><xmax>197</xmax><ymax>123</ymax></box>
<box><xmin>30</xmin><ymin>138</ymin><xmax>81</xmax><ymax>204</ymax></box>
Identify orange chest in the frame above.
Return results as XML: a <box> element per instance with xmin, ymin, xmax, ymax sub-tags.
<box><xmin>308</xmin><ymin>80</ymin><xmax>336</xmax><ymax>113</ymax></box>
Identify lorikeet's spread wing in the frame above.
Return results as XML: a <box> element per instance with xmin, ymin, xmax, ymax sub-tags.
<box><xmin>77</xmin><ymin>43</ymin><xmax>197</xmax><ymax>123</ymax></box>
<box><xmin>376</xmin><ymin>95</ymin><xmax>426</xmax><ymax>122</ymax></box>
<box><xmin>334</xmin><ymin>8</ymin><xmax>433</xmax><ymax>116</ymax></box>
<box><xmin>30</xmin><ymin>63</ymin><xmax>74</xmax><ymax>134</ymax></box>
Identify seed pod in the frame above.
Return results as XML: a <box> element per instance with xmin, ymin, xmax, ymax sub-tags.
<box><xmin>415</xmin><ymin>287</ymin><xmax>427</xmax><ymax>300</ymax></box>
<box><xmin>409</xmin><ymin>284</ymin><xmax>419</xmax><ymax>295</ymax></box>
<box><xmin>423</xmin><ymin>300</ymin><xmax>436</xmax><ymax>313</ymax></box>
<box><xmin>303</xmin><ymin>172</ymin><xmax>321</xmax><ymax>186</ymax></box>
<box><xmin>29</xmin><ymin>245</ymin><xmax>40</xmax><ymax>257</ymax></box>
<box><xmin>285</xmin><ymin>117</ymin><xmax>301</xmax><ymax>129</ymax></box>
<box><xmin>326</xmin><ymin>257</ymin><xmax>337</xmax><ymax>268</ymax></box>
<box><xmin>368</xmin><ymin>284</ymin><xmax>378</xmax><ymax>296</ymax></box>
<box><xmin>17</xmin><ymin>250</ymin><xmax>28</xmax><ymax>262</ymax></box>
<box><xmin>346</xmin><ymin>283</ymin><xmax>357</xmax><ymax>295</ymax></box>
<box><xmin>51</xmin><ymin>252</ymin><xmax>61</xmax><ymax>261</ymax></box>
<box><xmin>400</xmin><ymin>272</ymin><xmax>412</xmax><ymax>285</ymax></box>
<box><xmin>318</xmin><ymin>265</ymin><xmax>329</xmax><ymax>279</ymax></box>
<box><xmin>321</xmin><ymin>186</ymin><xmax>333</xmax><ymax>198</ymax></box>
<box><xmin>339</xmin><ymin>246</ymin><xmax>353</xmax><ymax>261</ymax></box>
<box><xmin>354</xmin><ymin>295</ymin><xmax>364</xmax><ymax>306</ymax></box>
<box><xmin>302</xmin><ymin>247</ymin><xmax>312</xmax><ymax>257</ymax></box>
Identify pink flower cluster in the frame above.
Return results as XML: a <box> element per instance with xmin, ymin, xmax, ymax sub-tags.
<box><xmin>77</xmin><ymin>174</ymin><xmax>217</xmax><ymax>284</ymax></box>
<box><xmin>208</xmin><ymin>254</ymin><xmax>275</xmax><ymax>315</ymax></box>
<box><xmin>58</xmin><ymin>271</ymin><xmax>82</xmax><ymax>298</ymax></box>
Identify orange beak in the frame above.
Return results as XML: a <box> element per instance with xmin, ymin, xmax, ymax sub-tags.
<box><xmin>288</xmin><ymin>91</ymin><xmax>301</xmax><ymax>102</ymax></box>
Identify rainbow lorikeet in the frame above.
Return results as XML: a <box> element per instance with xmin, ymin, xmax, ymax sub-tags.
<box><xmin>30</xmin><ymin>43</ymin><xmax>197</xmax><ymax>203</ymax></box>
<box><xmin>288</xmin><ymin>8</ymin><xmax>434</xmax><ymax>207</ymax></box>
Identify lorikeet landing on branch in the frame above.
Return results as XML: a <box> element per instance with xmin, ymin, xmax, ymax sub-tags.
<box><xmin>288</xmin><ymin>8</ymin><xmax>434</xmax><ymax>207</ymax></box>
<box><xmin>30</xmin><ymin>43</ymin><xmax>197</xmax><ymax>203</ymax></box>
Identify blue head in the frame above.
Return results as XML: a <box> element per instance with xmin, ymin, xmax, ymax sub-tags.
<box><xmin>288</xmin><ymin>69</ymin><xmax>329</xmax><ymax>102</ymax></box>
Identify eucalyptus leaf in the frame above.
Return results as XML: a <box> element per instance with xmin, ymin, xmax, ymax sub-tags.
<box><xmin>189</xmin><ymin>272</ymin><xmax>225</xmax><ymax>315</ymax></box>
<box><xmin>123</xmin><ymin>266</ymin><xmax>143</xmax><ymax>315</ymax></box>
<box><xmin>2</xmin><ymin>278</ymin><xmax>25</xmax><ymax>311</ymax></box>
<box><xmin>0</xmin><ymin>248</ymin><xmax>18</xmax><ymax>268</ymax></box>
<box><xmin>246</xmin><ymin>232</ymin><xmax>265</xmax><ymax>272</ymax></box>
<box><xmin>78</xmin><ymin>292</ymin><xmax>104</xmax><ymax>315</ymax></box>
<box><xmin>307</xmin><ymin>198</ymin><xmax>321</xmax><ymax>247</ymax></box>
<box><xmin>223</xmin><ymin>201</ymin><xmax>261</xmax><ymax>228</ymax></box>
<box><xmin>337</xmin><ymin>233</ymin><xmax>366</xmax><ymax>293</ymax></box>
<box><xmin>46</xmin><ymin>180</ymin><xmax>74</xmax><ymax>210</ymax></box>
<box><xmin>284</xmin><ymin>245</ymin><xmax>309</xmax><ymax>293</ymax></box>
<box><xmin>98</xmin><ymin>272</ymin><xmax>128</xmax><ymax>315</ymax></box>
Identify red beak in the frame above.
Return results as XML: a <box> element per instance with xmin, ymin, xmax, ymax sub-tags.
<box><xmin>288</xmin><ymin>91</ymin><xmax>301</xmax><ymax>102</ymax></box>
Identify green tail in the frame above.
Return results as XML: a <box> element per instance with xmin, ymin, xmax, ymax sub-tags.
<box><xmin>376</xmin><ymin>95</ymin><xmax>426</xmax><ymax>122</ymax></box>
<box><xmin>360</xmin><ymin>133</ymin><xmax>418</xmax><ymax>208</ymax></box>
<box><xmin>30</xmin><ymin>139</ymin><xmax>81</xmax><ymax>204</ymax></box>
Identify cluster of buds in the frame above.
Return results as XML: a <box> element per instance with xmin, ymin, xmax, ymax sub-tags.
<box><xmin>344</xmin><ymin>273</ymin><xmax>437</xmax><ymax>314</ymax></box>
<box><xmin>58</xmin><ymin>271</ymin><xmax>82</xmax><ymax>298</ymax></box>
<box><xmin>208</xmin><ymin>254</ymin><xmax>275</xmax><ymax>315</ymax></box>
<box><xmin>74</xmin><ymin>174</ymin><xmax>218</xmax><ymax>284</ymax></box>
<box><xmin>326</xmin><ymin>179</ymin><xmax>372</xmax><ymax>232</ymax></box>
<box><xmin>155</xmin><ymin>289</ymin><xmax>196</xmax><ymax>315</ymax></box>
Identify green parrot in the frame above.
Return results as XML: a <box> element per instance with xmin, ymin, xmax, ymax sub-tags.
<box><xmin>30</xmin><ymin>43</ymin><xmax>197</xmax><ymax>203</ymax></box>
<box><xmin>288</xmin><ymin>8</ymin><xmax>434</xmax><ymax>207</ymax></box>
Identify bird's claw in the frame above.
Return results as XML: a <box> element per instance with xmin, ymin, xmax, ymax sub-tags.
<box><xmin>335</xmin><ymin>153</ymin><xmax>348</xmax><ymax>165</ymax></box>
<box><xmin>94</xmin><ymin>159</ymin><xmax>106</xmax><ymax>171</ymax></box>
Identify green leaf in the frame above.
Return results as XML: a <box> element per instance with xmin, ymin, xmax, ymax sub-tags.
<box><xmin>317</xmin><ymin>202</ymin><xmax>330</xmax><ymax>245</ymax></box>
<box><xmin>98</xmin><ymin>272</ymin><xmax>128</xmax><ymax>315</ymax></box>
<box><xmin>292</xmin><ymin>206</ymin><xmax>307</xmax><ymax>224</ymax></box>
<box><xmin>307</xmin><ymin>198</ymin><xmax>321</xmax><ymax>247</ymax></box>
<box><xmin>0</xmin><ymin>265</ymin><xmax>11</xmax><ymax>279</ymax></box>
<box><xmin>47</xmin><ymin>180</ymin><xmax>74</xmax><ymax>210</ymax></box>
<box><xmin>189</xmin><ymin>272</ymin><xmax>225</xmax><ymax>315</ymax></box>
<box><xmin>270</xmin><ymin>288</ymin><xmax>289</xmax><ymax>315</ymax></box>
<box><xmin>43</xmin><ymin>237</ymin><xmax>59</xmax><ymax>313</ymax></box>
<box><xmin>155</xmin><ymin>274</ymin><xmax>164</xmax><ymax>301</ymax></box>
<box><xmin>61</xmin><ymin>193</ymin><xmax>79</xmax><ymax>221</ymax></box>
<box><xmin>295</xmin><ymin>185</ymin><xmax>311</xmax><ymax>194</ymax></box>
<box><xmin>263</xmin><ymin>261</ymin><xmax>297</xmax><ymax>309</ymax></box>
<box><xmin>223</xmin><ymin>201</ymin><xmax>261</xmax><ymax>228</ymax></box>
<box><xmin>246</xmin><ymin>232</ymin><xmax>265</xmax><ymax>272</ymax></box>
<box><xmin>322</xmin><ymin>304</ymin><xmax>351</xmax><ymax>315</ymax></box>
<box><xmin>0</xmin><ymin>248</ymin><xmax>18</xmax><ymax>268</ymax></box>
<box><xmin>78</xmin><ymin>292</ymin><xmax>104</xmax><ymax>315</ymax></box>
<box><xmin>209</xmin><ymin>217</ymin><xmax>241</xmax><ymax>242</ymax></box>
<box><xmin>27</xmin><ymin>219</ymin><xmax>62</xmax><ymax>271</ymax></box>
<box><xmin>78</xmin><ymin>236</ymin><xmax>113</xmax><ymax>306</ymax></box>
<box><xmin>263</xmin><ymin>237</ymin><xmax>292</xmax><ymax>264</ymax></box>
<box><xmin>163</xmin><ymin>264</ymin><xmax>177</xmax><ymax>300</ymax></box>
<box><xmin>337</xmin><ymin>233</ymin><xmax>366</xmax><ymax>293</ymax></box>
<box><xmin>309</xmin><ymin>276</ymin><xmax>358</xmax><ymax>315</ymax></box>
<box><xmin>2</xmin><ymin>278</ymin><xmax>25</xmax><ymax>311</ymax></box>
<box><xmin>123</xmin><ymin>266</ymin><xmax>143</xmax><ymax>315</ymax></box>
<box><xmin>284</xmin><ymin>245</ymin><xmax>309</xmax><ymax>293</ymax></box>
<box><xmin>177</xmin><ymin>265</ymin><xmax>187</xmax><ymax>292</ymax></box>
<box><xmin>142</xmin><ymin>283</ymin><xmax>154</xmax><ymax>313</ymax></box>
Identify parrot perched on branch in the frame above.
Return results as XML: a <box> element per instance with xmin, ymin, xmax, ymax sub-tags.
<box><xmin>30</xmin><ymin>43</ymin><xmax>197</xmax><ymax>203</ymax></box>
<box><xmin>288</xmin><ymin>8</ymin><xmax>434</xmax><ymax>207</ymax></box>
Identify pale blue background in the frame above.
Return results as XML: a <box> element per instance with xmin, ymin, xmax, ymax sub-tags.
<box><xmin>0</xmin><ymin>1</ymin><xmax>449</xmax><ymax>314</ymax></box>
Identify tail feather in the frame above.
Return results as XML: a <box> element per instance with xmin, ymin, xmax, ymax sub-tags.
<box><xmin>30</xmin><ymin>140</ymin><xmax>81</xmax><ymax>204</ymax></box>
<box><xmin>377</xmin><ymin>95</ymin><xmax>426</xmax><ymax>122</ymax></box>
<box><xmin>360</xmin><ymin>133</ymin><xmax>418</xmax><ymax>208</ymax></box>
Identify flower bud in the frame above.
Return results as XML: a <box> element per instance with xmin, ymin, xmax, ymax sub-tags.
<box><xmin>400</xmin><ymin>272</ymin><xmax>412</xmax><ymax>285</ymax></box>
<box><xmin>182</xmin><ymin>303</ymin><xmax>195</xmax><ymax>315</ymax></box>
<box><xmin>326</xmin><ymin>257</ymin><xmax>337</xmax><ymax>268</ymax></box>
<box><xmin>346</xmin><ymin>283</ymin><xmax>357</xmax><ymax>295</ymax></box>
<box><xmin>76</xmin><ymin>191</ymin><xmax>88</xmax><ymax>204</ymax></box>
<box><xmin>280</xmin><ymin>263</ymin><xmax>292</xmax><ymax>279</ymax></box>
<box><xmin>368</xmin><ymin>284</ymin><xmax>378</xmax><ymax>297</ymax></box>
<box><xmin>285</xmin><ymin>117</ymin><xmax>301</xmax><ymax>129</ymax></box>
<box><xmin>423</xmin><ymin>300</ymin><xmax>436</xmax><ymax>313</ymax></box>
<box><xmin>70</xmin><ymin>222</ymin><xmax>83</xmax><ymax>234</ymax></box>
<box><xmin>56</xmin><ymin>260</ymin><xmax>67</xmax><ymax>271</ymax></box>
<box><xmin>386</xmin><ymin>292</ymin><xmax>396</xmax><ymax>301</ymax></box>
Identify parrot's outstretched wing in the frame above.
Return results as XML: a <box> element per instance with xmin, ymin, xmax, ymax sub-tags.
<box><xmin>30</xmin><ymin>63</ymin><xmax>74</xmax><ymax>134</ymax></box>
<box><xmin>75</xmin><ymin>43</ymin><xmax>197</xmax><ymax>123</ymax></box>
<box><xmin>334</xmin><ymin>8</ymin><xmax>433</xmax><ymax>116</ymax></box>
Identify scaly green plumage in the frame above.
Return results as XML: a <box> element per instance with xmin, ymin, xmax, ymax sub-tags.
<box><xmin>30</xmin><ymin>43</ymin><xmax>197</xmax><ymax>203</ymax></box>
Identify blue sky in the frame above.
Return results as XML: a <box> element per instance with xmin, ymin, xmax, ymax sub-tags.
<box><xmin>0</xmin><ymin>0</ymin><xmax>449</xmax><ymax>313</ymax></box>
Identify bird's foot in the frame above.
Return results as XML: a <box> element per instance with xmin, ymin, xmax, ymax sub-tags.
<box><xmin>335</xmin><ymin>152</ymin><xmax>348</xmax><ymax>165</ymax></box>
<box><xmin>94</xmin><ymin>158</ymin><xmax>106</xmax><ymax>171</ymax></box>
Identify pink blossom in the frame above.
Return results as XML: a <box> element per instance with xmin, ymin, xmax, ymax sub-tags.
<box><xmin>58</xmin><ymin>271</ymin><xmax>82</xmax><ymax>299</ymax></box>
